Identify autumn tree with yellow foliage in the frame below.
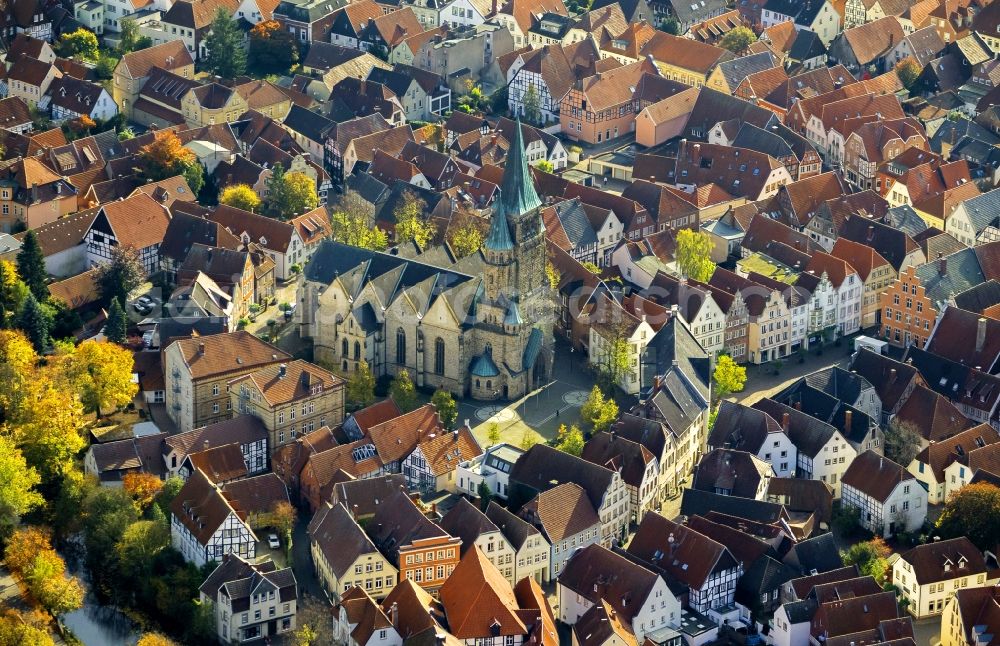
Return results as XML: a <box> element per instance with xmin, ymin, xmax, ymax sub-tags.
<box><xmin>137</xmin><ymin>130</ymin><xmax>204</xmax><ymax>195</ymax></box>
<box><xmin>65</xmin><ymin>340</ymin><xmax>138</xmax><ymax>417</ymax></box>
<box><xmin>218</xmin><ymin>184</ymin><xmax>261</xmax><ymax>212</ymax></box>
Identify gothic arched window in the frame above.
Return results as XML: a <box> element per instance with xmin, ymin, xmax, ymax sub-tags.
<box><xmin>396</xmin><ymin>328</ymin><xmax>406</xmax><ymax>365</ymax></box>
<box><xmin>434</xmin><ymin>338</ymin><xmax>445</xmax><ymax>375</ymax></box>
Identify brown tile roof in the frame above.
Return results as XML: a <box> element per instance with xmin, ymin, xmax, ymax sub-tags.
<box><xmin>367</xmin><ymin>489</ymin><xmax>454</xmax><ymax>563</ymax></box>
<box><xmin>350</xmin><ymin>399</ymin><xmax>403</xmax><ymax>435</ymax></box>
<box><xmin>894</xmin><ymin>384</ymin><xmax>972</xmax><ymax>443</ymax></box>
<box><xmin>169</xmin><ymin>330</ymin><xmax>290</xmax><ymax>380</ymax></box>
<box><xmin>806</xmin><ymin>251</ymin><xmax>857</xmax><ymax>289</ymax></box>
<box><xmin>222</xmin><ymin>472</ymin><xmax>289</xmax><ymax>516</ymax></box>
<box><xmin>26</xmin><ymin>127</ymin><xmax>67</xmax><ymax>155</ymax></box>
<box><xmin>573</xmin><ymin>600</ymin><xmax>638</xmax><ymax>646</ymax></box>
<box><xmin>842</xmin><ymin>17</ymin><xmax>906</xmax><ymax>65</ymax></box>
<box><xmin>415</xmin><ymin>425</ymin><xmax>482</xmax><ymax>477</ymax></box>
<box><xmin>519</xmin><ymin>482</ymin><xmax>600</xmax><ymax>542</ymax></box>
<box><xmin>171</xmin><ymin>469</ymin><xmax>253</xmax><ymax>545</ymax></box>
<box><xmin>514</xmin><ymin>577</ymin><xmax>558</xmax><ymax>646</ymax></box>
<box><xmin>501</xmin><ymin>0</ymin><xmax>568</xmax><ymax>32</ymax></box>
<box><xmin>558</xmin><ymin>543</ymin><xmax>659</xmax><ymax>625</ymax></box>
<box><xmin>691</xmin><ymin>448</ymin><xmax>772</xmax><ymax>498</ymax></box>
<box><xmin>209</xmin><ymin>204</ymin><xmax>296</xmax><ymax>253</ymax></box>
<box><xmin>186</xmin><ymin>442</ymin><xmax>250</xmax><ymax>483</ymax></box>
<box><xmin>640</xmin><ymin>31</ymin><xmax>732</xmax><ymax>75</ymax></box>
<box><xmin>305</xmin><ymin>439</ymin><xmax>383</xmax><ymax>487</ymax></box>
<box><xmin>46</xmin><ymin>267</ymin><xmax>99</xmax><ymax>309</ymax></box>
<box><xmin>228</xmin><ymin>359</ymin><xmax>343</xmax><ymax>408</ymax></box>
<box><xmin>841</xmin><ymin>450</ymin><xmax>914</xmax><ymax>502</ymax></box>
<box><xmin>968</xmin><ymin>442</ymin><xmax>1000</xmax><ymax>478</ymax></box>
<box><xmin>89</xmin><ymin>432</ymin><xmax>168</xmax><ymax>474</ymax></box>
<box><xmin>380</xmin><ymin>579</ymin><xmax>454</xmax><ymax>645</ymax></box>
<box><xmin>367</xmin><ymin>403</ymin><xmax>441</xmax><ymax>464</ymax></box>
<box><xmin>810</xmin><ymin>591</ymin><xmax>901</xmax><ymax>639</ymax></box>
<box><xmin>8</xmin><ymin>56</ymin><xmax>57</xmax><ymax>86</ymax></box>
<box><xmin>925</xmin><ymin>306</ymin><xmax>1000</xmax><ymax>370</ymax></box>
<box><xmin>119</xmin><ymin>41</ymin><xmax>194</xmax><ymax>79</ymax></box>
<box><xmin>440</xmin><ymin>547</ymin><xmax>526</xmax><ymax>639</ymax></box>
<box><xmin>0</xmin><ymin>97</ymin><xmax>31</xmax><ymax>129</ymax></box>
<box><xmin>829</xmin><ymin>237</ymin><xmax>891</xmax><ymax>282</ymax></box>
<box><xmin>308</xmin><ymin>502</ymin><xmax>384</xmax><ymax>579</ymax></box>
<box><xmin>899</xmin><ymin>537</ymin><xmax>989</xmax><ymax>585</ymax></box>
<box><xmin>914</xmin><ymin>424</ymin><xmax>1000</xmax><ymax>483</ymax></box>
<box><xmin>685</xmin><ymin>515</ymin><xmax>771</xmax><ymax>568</ymax></box>
<box><xmin>97</xmin><ymin>193</ymin><xmax>171</xmax><ymax>251</ymax></box>
<box><xmin>627</xmin><ymin>512</ymin><xmax>733</xmax><ymax>589</ymax></box>
<box><xmin>7</xmin><ymin>33</ymin><xmax>51</xmax><ymax>60</ymax></box>
<box><xmin>581</xmin><ymin>431</ymin><xmax>654</xmax><ymax>489</ymax></box>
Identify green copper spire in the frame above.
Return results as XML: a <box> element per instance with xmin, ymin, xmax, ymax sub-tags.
<box><xmin>484</xmin><ymin>119</ymin><xmax>541</xmax><ymax>252</ymax></box>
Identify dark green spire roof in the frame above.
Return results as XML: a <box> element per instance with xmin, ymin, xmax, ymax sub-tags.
<box><xmin>485</xmin><ymin>119</ymin><xmax>541</xmax><ymax>252</ymax></box>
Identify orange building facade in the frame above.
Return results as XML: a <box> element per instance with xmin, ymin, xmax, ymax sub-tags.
<box><xmin>879</xmin><ymin>265</ymin><xmax>936</xmax><ymax>348</ymax></box>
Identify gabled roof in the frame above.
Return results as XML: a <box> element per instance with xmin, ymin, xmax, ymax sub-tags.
<box><xmin>841</xmin><ymin>450</ymin><xmax>913</xmax><ymax>502</ymax></box>
<box><xmin>898</xmin><ymin>537</ymin><xmax>989</xmax><ymax>584</ymax></box>
<box><xmin>367</xmin><ymin>489</ymin><xmax>453</xmax><ymax>563</ymax></box>
<box><xmin>692</xmin><ymin>448</ymin><xmax>772</xmax><ymax>498</ymax></box>
<box><xmin>118</xmin><ymin>41</ymin><xmax>193</xmax><ymax>79</ymax></box>
<box><xmin>308</xmin><ymin>502</ymin><xmax>384</xmax><ymax>578</ymax></box>
<box><xmin>440</xmin><ymin>547</ymin><xmax>526</xmax><ymax>639</ymax></box>
<box><xmin>518</xmin><ymin>482</ymin><xmax>600</xmax><ymax>542</ymax></box>
<box><xmin>893</xmin><ymin>384</ymin><xmax>971</xmax><ymax>443</ymax></box>
<box><xmin>168</xmin><ymin>331</ymin><xmax>289</xmax><ymax>380</ymax></box>
<box><xmin>627</xmin><ymin>512</ymin><xmax>736</xmax><ymax>589</ymax></box>
<box><xmin>708</xmin><ymin>400</ymin><xmax>784</xmax><ymax>453</ymax></box>
<box><xmin>558</xmin><ymin>544</ymin><xmax>659</xmax><ymax>624</ymax></box>
<box><xmin>170</xmin><ymin>468</ymin><xmax>254</xmax><ymax>546</ymax></box>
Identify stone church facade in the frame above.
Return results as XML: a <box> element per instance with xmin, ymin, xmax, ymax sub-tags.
<box><xmin>298</xmin><ymin>122</ymin><xmax>553</xmax><ymax>401</ymax></box>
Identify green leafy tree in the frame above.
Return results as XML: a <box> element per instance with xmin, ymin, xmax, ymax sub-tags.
<box><xmin>81</xmin><ymin>486</ymin><xmax>140</xmax><ymax>601</ymax></box>
<box><xmin>595</xmin><ymin>326</ymin><xmax>630</xmax><ymax>392</ymax></box>
<box><xmin>17</xmin><ymin>293</ymin><xmax>49</xmax><ymax>352</ymax></box>
<box><xmin>94</xmin><ymin>245</ymin><xmax>144</xmax><ymax>309</ymax></box>
<box><xmin>16</xmin><ymin>231</ymin><xmax>47</xmax><ymax>302</ymax></box>
<box><xmin>0</xmin><ymin>437</ymin><xmax>43</xmax><ymax>537</ymax></box>
<box><xmin>935</xmin><ymin>482</ymin><xmax>1000</xmax><ymax>550</ymax></box>
<box><xmin>47</xmin><ymin>299</ymin><xmax>82</xmax><ymax>340</ymax></box>
<box><xmin>115</xmin><ymin>520</ymin><xmax>170</xmax><ymax>582</ymax></box>
<box><xmin>519</xmin><ymin>428</ymin><xmax>539</xmax><ymax>450</ymax></box>
<box><xmin>895</xmin><ymin>58</ymin><xmax>921</xmax><ymax>90</ymax></box>
<box><xmin>580</xmin><ymin>385</ymin><xmax>618</xmax><ymax>434</ymax></box>
<box><xmin>153</xmin><ymin>476</ymin><xmax>184</xmax><ymax>519</ymax></box>
<box><xmin>660</xmin><ymin>16</ymin><xmax>680</xmax><ymax>34</ymax></box>
<box><xmin>0</xmin><ymin>611</ymin><xmax>56</xmax><ymax>646</ymax></box>
<box><xmin>676</xmin><ymin>229</ymin><xmax>716</xmax><ymax>281</ymax></box>
<box><xmin>95</xmin><ymin>54</ymin><xmax>118</xmax><ymax>80</ymax></box>
<box><xmin>23</xmin><ymin>550</ymin><xmax>84</xmax><ymax>616</ymax></box>
<box><xmin>477</xmin><ymin>480</ymin><xmax>493</xmax><ymax>511</ymax></box>
<box><xmin>841</xmin><ymin>538</ymin><xmax>892</xmax><ymax>583</ymax></box>
<box><xmin>330</xmin><ymin>210</ymin><xmax>389</xmax><ymax>250</ymax></box>
<box><xmin>487</xmin><ymin>422</ymin><xmax>502</xmax><ymax>447</ymax></box>
<box><xmin>118</xmin><ymin>18</ymin><xmax>153</xmax><ymax>54</ymax></box>
<box><xmin>390</xmin><ymin>369</ymin><xmax>417</xmax><ymax>412</ymax></box>
<box><xmin>884</xmin><ymin>418</ymin><xmax>922</xmax><ymax>467</ymax></box>
<box><xmin>204</xmin><ymin>8</ymin><xmax>247</xmax><ymax>78</ymax></box>
<box><xmin>394</xmin><ymin>192</ymin><xmax>435</xmax><ymax>247</ymax></box>
<box><xmin>448</xmin><ymin>218</ymin><xmax>485</xmax><ymax>259</ymax></box>
<box><xmin>105</xmin><ymin>299</ymin><xmax>127</xmax><ymax>344</ymax></box>
<box><xmin>58</xmin><ymin>28</ymin><xmax>99</xmax><ymax>60</ymax></box>
<box><xmin>522</xmin><ymin>84</ymin><xmax>542</xmax><ymax>124</ymax></box>
<box><xmin>263</xmin><ymin>164</ymin><xmax>319</xmax><ymax>220</ymax></box>
<box><xmin>535</xmin><ymin>159</ymin><xmax>554</xmax><ymax>173</ymax></box>
<box><xmin>431</xmin><ymin>389</ymin><xmax>457</xmax><ymax>429</ymax></box>
<box><xmin>346</xmin><ymin>360</ymin><xmax>376</xmax><ymax>410</ymax></box>
<box><xmin>554</xmin><ymin>424</ymin><xmax>585</xmax><ymax>456</ymax></box>
<box><xmin>248</xmin><ymin>20</ymin><xmax>298</xmax><ymax>74</ymax></box>
<box><xmin>718</xmin><ymin>26</ymin><xmax>757</xmax><ymax>53</ymax></box>
<box><xmin>712</xmin><ymin>354</ymin><xmax>746</xmax><ymax>400</ymax></box>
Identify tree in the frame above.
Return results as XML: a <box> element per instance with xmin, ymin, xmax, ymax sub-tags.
<box><xmin>94</xmin><ymin>245</ymin><xmax>144</xmax><ymax>309</ymax></box>
<box><xmin>94</xmin><ymin>54</ymin><xmax>117</xmax><ymax>80</ymax></box>
<box><xmin>294</xmin><ymin>595</ymin><xmax>335</xmax><ymax>645</ymax></box>
<box><xmin>8</xmin><ymin>384</ymin><xmax>85</xmax><ymax>486</ymax></box>
<box><xmin>47</xmin><ymin>299</ymin><xmax>82</xmax><ymax>341</ymax></box>
<box><xmin>219</xmin><ymin>184</ymin><xmax>261</xmax><ymax>212</ymax></box>
<box><xmin>390</xmin><ymin>369</ymin><xmax>418</xmax><ymax>412</ymax></box>
<box><xmin>114</xmin><ymin>520</ymin><xmax>169</xmax><ymax>583</ymax></box>
<box><xmin>0</xmin><ymin>260</ymin><xmax>28</xmax><ymax>328</ymax></box>
<box><xmin>580</xmin><ymin>385</ymin><xmax>618</xmax><ymax>434</ymax></box>
<box><xmin>895</xmin><ymin>58</ymin><xmax>921</xmax><ymax>90</ymax></box>
<box><xmin>345</xmin><ymin>361</ymin><xmax>376</xmax><ymax>410</ymax></box>
<box><xmin>67</xmin><ymin>115</ymin><xmax>96</xmax><ymax>138</ymax></box>
<box><xmin>4</xmin><ymin>527</ymin><xmax>53</xmax><ymax>575</ymax></box>
<box><xmin>16</xmin><ymin>231</ymin><xmax>47</xmax><ymax>302</ymax></box>
<box><xmin>719</xmin><ymin>26</ymin><xmax>757</xmax><ymax>53</ymax></box>
<box><xmin>0</xmin><ymin>441</ymin><xmax>42</xmax><ymax>536</ymax></box>
<box><xmin>595</xmin><ymin>329</ymin><xmax>630</xmax><ymax>393</ymax></box>
<box><xmin>935</xmin><ymin>482</ymin><xmax>1000</xmax><ymax>550</ymax></box>
<box><xmin>841</xmin><ymin>538</ymin><xmax>892</xmax><ymax>583</ymax></box>
<box><xmin>17</xmin><ymin>293</ymin><xmax>49</xmax><ymax>352</ymax></box>
<box><xmin>394</xmin><ymin>192</ymin><xmax>435</xmax><ymax>248</ymax></box>
<box><xmin>204</xmin><ymin>8</ymin><xmax>247</xmax><ymax>78</ymax></box>
<box><xmin>545</xmin><ymin>261</ymin><xmax>559</xmax><ymax>289</ymax></box>
<box><xmin>331</xmin><ymin>209</ymin><xmax>389</xmax><ymax>250</ymax></box>
<box><xmin>535</xmin><ymin>159</ymin><xmax>554</xmax><ymax>173</ymax></box>
<box><xmin>448</xmin><ymin>218</ymin><xmax>485</xmax><ymax>259</ymax></box>
<box><xmin>712</xmin><ymin>354</ymin><xmax>746</xmax><ymax>400</ymax></box>
<box><xmin>123</xmin><ymin>472</ymin><xmax>164</xmax><ymax>511</ymax></box>
<box><xmin>477</xmin><ymin>480</ymin><xmax>492</xmax><ymax>511</ymax></box>
<box><xmin>554</xmin><ymin>424</ymin><xmax>585</xmax><ymax>456</ymax></box>
<box><xmin>431</xmin><ymin>389</ymin><xmax>458</xmax><ymax>429</ymax></box>
<box><xmin>659</xmin><ymin>16</ymin><xmax>680</xmax><ymax>34</ymax></box>
<box><xmin>263</xmin><ymin>164</ymin><xmax>318</xmax><ymax>220</ymax></box>
<box><xmin>487</xmin><ymin>423</ymin><xmax>502</xmax><ymax>447</ymax></box>
<box><xmin>105</xmin><ymin>299</ymin><xmax>127</xmax><ymax>344</ymax></box>
<box><xmin>58</xmin><ymin>28</ymin><xmax>99</xmax><ymax>60</ymax></box>
<box><xmin>581</xmin><ymin>261</ymin><xmax>601</xmax><ymax>274</ymax></box>
<box><xmin>136</xmin><ymin>130</ymin><xmax>203</xmax><ymax>195</ymax></box>
<box><xmin>519</xmin><ymin>428</ymin><xmax>539</xmax><ymax>450</ymax></box>
<box><xmin>884</xmin><ymin>418</ymin><xmax>922</xmax><ymax>467</ymax></box>
<box><xmin>0</xmin><ymin>331</ymin><xmax>37</xmax><ymax>423</ymax></box>
<box><xmin>118</xmin><ymin>18</ymin><xmax>153</xmax><ymax>54</ymax></box>
<box><xmin>69</xmin><ymin>340</ymin><xmax>138</xmax><ymax>416</ymax></box>
<box><xmin>23</xmin><ymin>549</ymin><xmax>84</xmax><ymax>616</ymax></box>
<box><xmin>248</xmin><ymin>20</ymin><xmax>298</xmax><ymax>74</ymax></box>
<box><xmin>153</xmin><ymin>476</ymin><xmax>184</xmax><ymax>519</ymax></box>
<box><xmin>675</xmin><ymin>229</ymin><xmax>715</xmax><ymax>281</ymax></box>
<box><xmin>0</xmin><ymin>610</ymin><xmax>55</xmax><ymax>646</ymax></box>
<box><xmin>137</xmin><ymin>634</ymin><xmax>177</xmax><ymax>646</ymax></box>
<box><xmin>522</xmin><ymin>84</ymin><xmax>541</xmax><ymax>125</ymax></box>
<box><xmin>271</xmin><ymin>501</ymin><xmax>296</xmax><ymax>541</ymax></box>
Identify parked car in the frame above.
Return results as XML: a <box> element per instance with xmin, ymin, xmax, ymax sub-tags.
<box><xmin>133</xmin><ymin>296</ymin><xmax>154</xmax><ymax>314</ymax></box>
<box><xmin>268</xmin><ymin>534</ymin><xmax>280</xmax><ymax>549</ymax></box>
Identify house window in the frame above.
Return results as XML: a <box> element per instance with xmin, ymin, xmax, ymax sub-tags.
<box><xmin>354</xmin><ymin>341</ymin><xmax>361</xmax><ymax>360</ymax></box>
<box><xmin>434</xmin><ymin>337</ymin><xmax>445</xmax><ymax>375</ymax></box>
<box><xmin>396</xmin><ymin>328</ymin><xmax>406</xmax><ymax>364</ymax></box>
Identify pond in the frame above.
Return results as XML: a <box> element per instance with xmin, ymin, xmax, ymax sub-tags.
<box><xmin>60</xmin><ymin>543</ymin><xmax>141</xmax><ymax>646</ymax></box>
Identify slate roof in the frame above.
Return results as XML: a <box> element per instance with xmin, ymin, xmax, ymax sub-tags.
<box><xmin>680</xmin><ymin>488</ymin><xmax>788</xmax><ymax>524</ymax></box>
<box><xmin>708</xmin><ymin>400</ymin><xmax>784</xmax><ymax>453</ymax></box>
<box><xmin>485</xmin><ymin>501</ymin><xmax>542</xmax><ymax>551</ymax></box>
<box><xmin>783</xmin><ymin>533</ymin><xmax>844</xmax><ymax>575</ymax></box>
<box><xmin>510</xmin><ymin>444</ymin><xmax>616</xmax><ymax>512</ymax></box>
<box><xmin>753</xmin><ymin>398</ymin><xmax>838</xmax><ymax>458</ymax></box>
<box><xmin>691</xmin><ymin>448</ymin><xmax>772</xmax><ymax>498</ymax></box>
<box><xmin>715</xmin><ymin>52</ymin><xmax>776</xmax><ymax>90</ymax></box>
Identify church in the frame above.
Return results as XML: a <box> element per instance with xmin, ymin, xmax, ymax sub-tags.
<box><xmin>298</xmin><ymin>122</ymin><xmax>553</xmax><ymax>401</ymax></box>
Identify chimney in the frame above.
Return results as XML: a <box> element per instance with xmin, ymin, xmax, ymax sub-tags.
<box><xmin>782</xmin><ymin>412</ymin><xmax>790</xmax><ymax>432</ymax></box>
<box><xmin>866</xmin><ymin>225</ymin><xmax>874</xmax><ymax>242</ymax></box>
<box><xmin>794</xmin><ymin>401</ymin><xmax>802</xmax><ymax>411</ymax></box>
<box><xmin>198</xmin><ymin>342</ymin><xmax>206</xmax><ymax>355</ymax></box>
<box><xmin>977</xmin><ymin>317</ymin><xmax>987</xmax><ymax>352</ymax></box>
<box><xmin>431</xmin><ymin>502</ymin><xmax>438</xmax><ymax>516</ymax></box>
<box><xmin>301</xmin><ymin>370</ymin><xmax>311</xmax><ymax>388</ymax></box>
<box><xmin>453</xmin><ymin>429</ymin><xmax>459</xmax><ymax>442</ymax></box>
<box><xmin>390</xmin><ymin>602</ymin><xmax>399</xmax><ymax>627</ymax></box>
<box><xmin>890</xmin><ymin>368</ymin><xmax>897</xmax><ymax>380</ymax></box>
<box><xmin>844</xmin><ymin>409</ymin><xmax>853</xmax><ymax>433</ymax></box>
<box><xmin>279</xmin><ymin>363</ymin><xmax>287</xmax><ymax>378</ymax></box>
<box><xmin>352</xmin><ymin>503</ymin><xmax>359</xmax><ymax>519</ymax></box>
<box><xmin>203</xmin><ymin>439</ymin><xmax>209</xmax><ymax>450</ymax></box>
<box><xmin>938</xmin><ymin>253</ymin><xmax>947</xmax><ymax>276</ymax></box>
